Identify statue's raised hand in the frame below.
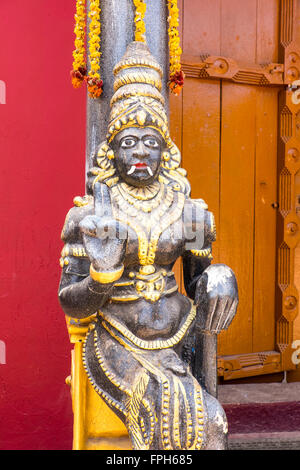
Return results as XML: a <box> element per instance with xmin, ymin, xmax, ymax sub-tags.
<box><xmin>79</xmin><ymin>182</ymin><xmax>127</xmax><ymax>272</ymax></box>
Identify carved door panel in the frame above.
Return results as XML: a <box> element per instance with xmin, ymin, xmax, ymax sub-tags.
<box><xmin>170</xmin><ymin>0</ymin><xmax>300</xmax><ymax>380</ymax></box>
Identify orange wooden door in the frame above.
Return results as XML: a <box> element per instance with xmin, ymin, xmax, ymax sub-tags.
<box><xmin>170</xmin><ymin>0</ymin><xmax>300</xmax><ymax>380</ymax></box>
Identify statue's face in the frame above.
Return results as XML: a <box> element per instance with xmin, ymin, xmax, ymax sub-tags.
<box><xmin>112</xmin><ymin>127</ymin><xmax>164</xmax><ymax>187</ymax></box>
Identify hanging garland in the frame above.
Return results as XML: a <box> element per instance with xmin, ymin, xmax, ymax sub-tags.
<box><xmin>133</xmin><ymin>0</ymin><xmax>147</xmax><ymax>42</ymax></box>
<box><xmin>71</xmin><ymin>0</ymin><xmax>87</xmax><ymax>88</ymax></box>
<box><xmin>71</xmin><ymin>0</ymin><xmax>184</xmax><ymax>98</ymax></box>
<box><xmin>132</xmin><ymin>0</ymin><xmax>184</xmax><ymax>95</ymax></box>
<box><xmin>167</xmin><ymin>0</ymin><xmax>184</xmax><ymax>96</ymax></box>
<box><xmin>71</xmin><ymin>0</ymin><xmax>103</xmax><ymax>98</ymax></box>
<box><xmin>86</xmin><ymin>0</ymin><xmax>103</xmax><ymax>98</ymax></box>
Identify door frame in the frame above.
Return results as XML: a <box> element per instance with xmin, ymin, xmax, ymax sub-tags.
<box><xmin>176</xmin><ymin>0</ymin><xmax>300</xmax><ymax>380</ymax></box>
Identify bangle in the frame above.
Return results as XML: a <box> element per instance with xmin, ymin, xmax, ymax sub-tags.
<box><xmin>190</xmin><ymin>247</ymin><xmax>212</xmax><ymax>259</ymax></box>
<box><xmin>90</xmin><ymin>264</ymin><xmax>124</xmax><ymax>284</ymax></box>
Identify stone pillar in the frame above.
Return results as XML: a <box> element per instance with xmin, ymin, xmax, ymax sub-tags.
<box><xmin>86</xmin><ymin>0</ymin><xmax>169</xmax><ymax>177</ymax></box>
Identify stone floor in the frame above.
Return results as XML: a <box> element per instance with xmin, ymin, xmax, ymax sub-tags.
<box><xmin>218</xmin><ymin>381</ymin><xmax>300</xmax><ymax>404</ymax></box>
<box><xmin>227</xmin><ymin>431</ymin><xmax>300</xmax><ymax>450</ymax></box>
<box><xmin>218</xmin><ymin>382</ymin><xmax>300</xmax><ymax>450</ymax></box>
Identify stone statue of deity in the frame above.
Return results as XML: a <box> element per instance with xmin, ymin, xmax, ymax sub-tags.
<box><xmin>58</xmin><ymin>41</ymin><xmax>238</xmax><ymax>450</ymax></box>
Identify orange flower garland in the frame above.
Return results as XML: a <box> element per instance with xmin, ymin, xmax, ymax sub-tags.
<box><xmin>86</xmin><ymin>0</ymin><xmax>103</xmax><ymax>98</ymax></box>
<box><xmin>133</xmin><ymin>0</ymin><xmax>147</xmax><ymax>42</ymax></box>
<box><xmin>71</xmin><ymin>0</ymin><xmax>87</xmax><ymax>88</ymax></box>
<box><xmin>71</xmin><ymin>0</ymin><xmax>103</xmax><ymax>98</ymax></box>
<box><xmin>71</xmin><ymin>0</ymin><xmax>184</xmax><ymax>97</ymax></box>
<box><xmin>167</xmin><ymin>0</ymin><xmax>184</xmax><ymax>95</ymax></box>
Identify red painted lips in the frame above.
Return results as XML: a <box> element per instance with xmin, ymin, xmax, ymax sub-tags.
<box><xmin>134</xmin><ymin>162</ymin><xmax>147</xmax><ymax>168</ymax></box>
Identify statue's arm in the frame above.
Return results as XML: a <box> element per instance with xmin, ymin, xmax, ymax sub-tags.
<box><xmin>182</xmin><ymin>201</ymin><xmax>216</xmax><ymax>300</ymax></box>
<box><xmin>57</xmin><ymin>202</ymin><xmax>114</xmax><ymax>319</ymax></box>
<box><xmin>182</xmin><ymin>250</ymin><xmax>211</xmax><ymax>300</ymax></box>
<box><xmin>58</xmin><ymin>257</ymin><xmax>114</xmax><ymax>319</ymax></box>
<box><xmin>182</xmin><ymin>200</ymin><xmax>238</xmax><ymax>336</ymax></box>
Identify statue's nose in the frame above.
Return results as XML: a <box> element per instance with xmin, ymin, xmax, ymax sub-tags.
<box><xmin>134</xmin><ymin>140</ymin><xmax>149</xmax><ymax>158</ymax></box>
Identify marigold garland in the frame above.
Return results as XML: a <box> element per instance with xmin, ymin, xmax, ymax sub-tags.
<box><xmin>71</xmin><ymin>0</ymin><xmax>87</xmax><ymax>88</ymax></box>
<box><xmin>71</xmin><ymin>0</ymin><xmax>184</xmax><ymax>97</ymax></box>
<box><xmin>71</xmin><ymin>0</ymin><xmax>103</xmax><ymax>98</ymax></box>
<box><xmin>133</xmin><ymin>0</ymin><xmax>147</xmax><ymax>42</ymax></box>
<box><xmin>167</xmin><ymin>0</ymin><xmax>184</xmax><ymax>95</ymax></box>
<box><xmin>86</xmin><ymin>0</ymin><xmax>103</xmax><ymax>98</ymax></box>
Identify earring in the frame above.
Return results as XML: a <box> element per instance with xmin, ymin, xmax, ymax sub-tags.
<box><xmin>162</xmin><ymin>151</ymin><xmax>170</xmax><ymax>162</ymax></box>
<box><xmin>107</xmin><ymin>149</ymin><xmax>115</xmax><ymax>160</ymax></box>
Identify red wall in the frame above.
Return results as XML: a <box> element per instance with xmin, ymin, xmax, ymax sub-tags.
<box><xmin>0</xmin><ymin>1</ymin><xmax>86</xmax><ymax>449</ymax></box>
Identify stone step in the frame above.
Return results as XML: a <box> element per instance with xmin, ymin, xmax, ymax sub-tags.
<box><xmin>228</xmin><ymin>431</ymin><xmax>300</xmax><ymax>450</ymax></box>
<box><xmin>218</xmin><ymin>382</ymin><xmax>300</xmax><ymax>450</ymax></box>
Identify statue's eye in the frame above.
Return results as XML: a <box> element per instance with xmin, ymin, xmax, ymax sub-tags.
<box><xmin>121</xmin><ymin>138</ymin><xmax>136</xmax><ymax>148</ymax></box>
<box><xmin>144</xmin><ymin>137</ymin><xmax>159</xmax><ymax>148</ymax></box>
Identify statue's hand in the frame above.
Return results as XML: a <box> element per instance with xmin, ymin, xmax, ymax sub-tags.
<box><xmin>195</xmin><ymin>264</ymin><xmax>238</xmax><ymax>333</ymax></box>
<box><xmin>79</xmin><ymin>182</ymin><xmax>127</xmax><ymax>272</ymax></box>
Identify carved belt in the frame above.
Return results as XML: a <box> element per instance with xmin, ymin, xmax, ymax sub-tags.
<box><xmin>98</xmin><ymin>300</ymin><xmax>197</xmax><ymax>350</ymax></box>
<box><xmin>110</xmin><ymin>266</ymin><xmax>178</xmax><ymax>302</ymax></box>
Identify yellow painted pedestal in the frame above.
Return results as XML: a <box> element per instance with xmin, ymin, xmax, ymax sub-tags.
<box><xmin>66</xmin><ymin>315</ymin><xmax>131</xmax><ymax>450</ymax></box>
